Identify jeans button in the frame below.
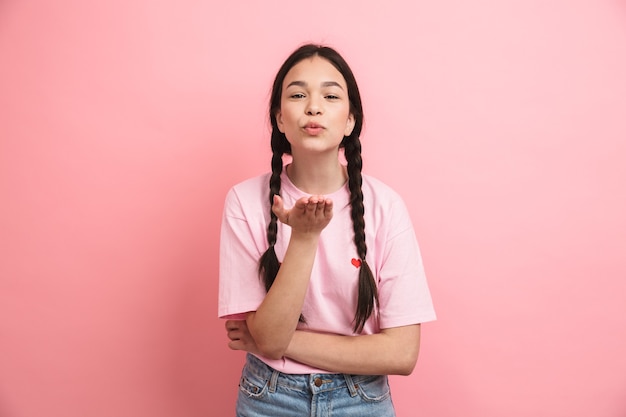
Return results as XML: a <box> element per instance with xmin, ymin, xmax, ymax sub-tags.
<box><xmin>314</xmin><ymin>377</ymin><xmax>323</xmax><ymax>387</ymax></box>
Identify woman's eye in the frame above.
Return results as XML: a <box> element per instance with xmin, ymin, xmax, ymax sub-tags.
<box><xmin>325</xmin><ymin>94</ymin><xmax>339</xmax><ymax>100</ymax></box>
<box><xmin>290</xmin><ymin>93</ymin><xmax>305</xmax><ymax>99</ymax></box>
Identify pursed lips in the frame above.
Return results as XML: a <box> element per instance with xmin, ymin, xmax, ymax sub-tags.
<box><xmin>303</xmin><ymin>122</ymin><xmax>324</xmax><ymax>135</ymax></box>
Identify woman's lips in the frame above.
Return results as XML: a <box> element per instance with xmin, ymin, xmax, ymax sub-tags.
<box><xmin>303</xmin><ymin>123</ymin><xmax>324</xmax><ymax>135</ymax></box>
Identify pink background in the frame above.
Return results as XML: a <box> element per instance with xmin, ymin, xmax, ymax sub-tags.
<box><xmin>1</xmin><ymin>1</ymin><xmax>625</xmax><ymax>416</ymax></box>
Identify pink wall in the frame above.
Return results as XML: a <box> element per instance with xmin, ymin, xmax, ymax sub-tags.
<box><xmin>1</xmin><ymin>1</ymin><xmax>625</xmax><ymax>416</ymax></box>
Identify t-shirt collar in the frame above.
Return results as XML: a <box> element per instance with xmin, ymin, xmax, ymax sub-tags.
<box><xmin>279</xmin><ymin>165</ymin><xmax>351</xmax><ymax>209</ymax></box>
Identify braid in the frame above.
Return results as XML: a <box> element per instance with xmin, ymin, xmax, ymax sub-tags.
<box><xmin>258</xmin><ymin>131</ymin><xmax>307</xmax><ymax>324</ymax></box>
<box><xmin>258</xmin><ymin>133</ymin><xmax>286</xmax><ymax>291</ymax></box>
<box><xmin>344</xmin><ymin>136</ymin><xmax>379</xmax><ymax>333</ymax></box>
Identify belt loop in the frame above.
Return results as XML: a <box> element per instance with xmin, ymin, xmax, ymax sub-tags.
<box><xmin>268</xmin><ymin>369</ymin><xmax>280</xmax><ymax>393</ymax></box>
<box><xmin>343</xmin><ymin>374</ymin><xmax>358</xmax><ymax>397</ymax></box>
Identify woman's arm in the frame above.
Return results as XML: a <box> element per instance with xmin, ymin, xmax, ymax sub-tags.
<box><xmin>285</xmin><ymin>325</ymin><xmax>421</xmax><ymax>375</ymax></box>
<box><xmin>226</xmin><ymin>320</ymin><xmax>421</xmax><ymax>376</ymax></box>
<box><xmin>245</xmin><ymin>195</ymin><xmax>333</xmax><ymax>360</ymax></box>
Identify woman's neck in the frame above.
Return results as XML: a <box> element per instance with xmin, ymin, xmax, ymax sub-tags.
<box><xmin>286</xmin><ymin>154</ymin><xmax>347</xmax><ymax>195</ymax></box>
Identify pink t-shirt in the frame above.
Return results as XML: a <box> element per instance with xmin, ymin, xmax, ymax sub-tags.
<box><xmin>218</xmin><ymin>168</ymin><xmax>436</xmax><ymax>374</ymax></box>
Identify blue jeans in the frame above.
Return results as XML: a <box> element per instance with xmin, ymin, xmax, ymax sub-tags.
<box><xmin>236</xmin><ymin>353</ymin><xmax>396</xmax><ymax>417</ymax></box>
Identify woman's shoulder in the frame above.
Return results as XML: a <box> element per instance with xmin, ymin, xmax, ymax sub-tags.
<box><xmin>361</xmin><ymin>174</ymin><xmax>417</xmax><ymax>233</ymax></box>
<box><xmin>230</xmin><ymin>172</ymin><xmax>271</xmax><ymax>193</ymax></box>
<box><xmin>224</xmin><ymin>172</ymin><xmax>271</xmax><ymax>208</ymax></box>
<box><xmin>361</xmin><ymin>173</ymin><xmax>404</xmax><ymax>203</ymax></box>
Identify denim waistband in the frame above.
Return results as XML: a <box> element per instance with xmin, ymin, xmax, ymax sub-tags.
<box><xmin>244</xmin><ymin>353</ymin><xmax>384</xmax><ymax>396</ymax></box>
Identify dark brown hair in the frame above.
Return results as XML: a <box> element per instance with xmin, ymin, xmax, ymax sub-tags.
<box><xmin>258</xmin><ymin>44</ymin><xmax>378</xmax><ymax>333</ymax></box>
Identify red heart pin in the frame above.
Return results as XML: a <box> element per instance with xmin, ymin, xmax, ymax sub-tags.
<box><xmin>351</xmin><ymin>258</ymin><xmax>361</xmax><ymax>268</ymax></box>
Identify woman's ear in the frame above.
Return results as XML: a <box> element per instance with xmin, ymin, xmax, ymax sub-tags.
<box><xmin>275</xmin><ymin>110</ymin><xmax>285</xmax><ymax>133</ymax></box>
<box><xmin>344</xmin><ymin>113</ymin><xmax>355</xmax><ymax>137</ymax></box>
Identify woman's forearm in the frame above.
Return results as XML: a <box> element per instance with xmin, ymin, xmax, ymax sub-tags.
<box><xmin>246</xmin><ymin>233</ymin><xmax>319</xmax><ymax>359</ymax></box>
<box><xmin>284</xmin><ymin>325</ymin><xmax>422</xmax><ymax>376</ymax></box>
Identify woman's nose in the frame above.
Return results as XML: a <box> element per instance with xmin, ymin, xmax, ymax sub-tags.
<box><xmin>306</xmin><ymin>100</ymin><xmax>322</xmax><ymax>115</ymax></box>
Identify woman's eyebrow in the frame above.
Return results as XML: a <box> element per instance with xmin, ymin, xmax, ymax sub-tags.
<box><xmin>321</xmin><ymin>81</ymin><xmax>344</xmax><ymax>89</ymax></box>
<box><xmin>286</xmin><ymin>81</ymin><xmax>307</xmax><ymax>88</ymax></box>
<box><xmin>285</xmin><ymin>80</ymin><xmax>345</xmax><ymax>90</ymax></box>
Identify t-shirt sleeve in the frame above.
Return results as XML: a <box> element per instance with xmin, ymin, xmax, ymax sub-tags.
<box><xmin>218</xmin><ymin>187</ymin><xmax>267</xmax><ymax>319</ymax></box>
<box><xmin>376</xmin><ymin>197</ymin><xmax>436</xmax><ymax>329</ymax></box>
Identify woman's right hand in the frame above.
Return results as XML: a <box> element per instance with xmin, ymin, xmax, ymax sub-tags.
<box><xmin>272</xmin><ymin>195</ymin><xmax>333</xmax><ymax>235</ymax></box>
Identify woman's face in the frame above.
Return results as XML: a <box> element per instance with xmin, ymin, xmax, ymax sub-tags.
<box><xmin>275</xmin><ymin>56</ymin><xmax>355</xmax><ymax>157</ymax></box>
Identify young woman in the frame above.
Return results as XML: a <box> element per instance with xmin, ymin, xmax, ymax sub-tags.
<box><xmin>219</xmin><ymin>44</ymin><xmax>436</xmax><ymax>416</ymax></box>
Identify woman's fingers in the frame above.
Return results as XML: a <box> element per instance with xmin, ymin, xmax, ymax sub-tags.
<box><xmin>272</xmin><ymin>195</ymin><xmax>333</xmax><ymax>231</ymax></box>
<box><xmin>225</xmin><ymin>320</ymin><xmax>245</xmax><ymax>340</ymax></box>
<box><xmin>225</xmin><ymin>319</ymin><xmax>240</xmax><ymax>331</ymax></box>
<box><xmin>225</xmin><ymin>319</ymin><xmax>259</xmax><ymax>354</ymax></box>
<box><xmin>320</xmin><ymin>197</ymin><xmax>333</xmax><ymax>217</ymax></box>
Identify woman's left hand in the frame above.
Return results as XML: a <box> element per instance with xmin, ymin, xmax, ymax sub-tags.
<box><xmin>225</xmin><ymin>319</ymin><xmax>260</xmax><ymax>355</ymax></box>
